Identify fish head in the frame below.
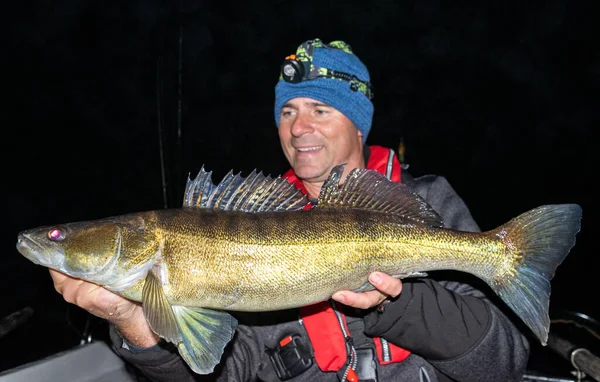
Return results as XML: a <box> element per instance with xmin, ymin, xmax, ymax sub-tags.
<box><xmin>16</xmin><ymin>213</ymin><xmax>159</xmax><ymax>284</ymax></box>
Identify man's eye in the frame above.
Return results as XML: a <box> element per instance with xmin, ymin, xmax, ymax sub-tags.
<box><xmin>315</xmin><ymin>109</ymin><xmax>328</xmax><ymax>115</ymax></box>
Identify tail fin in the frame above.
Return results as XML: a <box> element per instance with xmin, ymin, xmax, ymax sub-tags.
<box><xmin>489</xmin><ymin>204</ymin><xmax>582</xmax><ymax>345</ymax></box>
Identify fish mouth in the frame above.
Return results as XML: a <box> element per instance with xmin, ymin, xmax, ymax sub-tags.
<box><xmin>16</xmin><ymin>233</ymin><xmax>63</xmax><ymax>269</ymax></box>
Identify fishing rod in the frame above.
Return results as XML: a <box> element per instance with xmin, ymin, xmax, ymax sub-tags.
<box><xmin>157</xmin><ymin>55</ymin><xmax>169</xmax><ymax>209</ymax></box>
<box><xmin>69</xmin><ymin>3</ymin><xmax>186</xmax><ymax>345</ymax></box>
<box><xmin>156</xmin><ymin>1</ymin><xmax>184</xmax><ymax>210</ymax></box>
<box><xmin>546</xmin><ymin>331</ymin><xmax>600</xmax><ymax>381</ymax></box>
<box><xmin>175</xmin><ymin>8</ymin><xmax>183</xmax><ymax>208</ymax></box>
<box><xmin>0</xmin><ymin>307</ymin><xmax>33</xmax><ymax>341</ymax></box>
<box><xmin>542</xmin><ymin>310</ymin><xmax>600</xmax><ymax>381</ymax></box>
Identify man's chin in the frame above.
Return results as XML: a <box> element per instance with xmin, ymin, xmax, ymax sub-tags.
<box><xmin>292</xmin><ymin>165</ymin><xmax>329</xmax><ymax>183</ymax></box>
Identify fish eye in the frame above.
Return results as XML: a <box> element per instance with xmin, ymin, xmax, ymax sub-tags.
<box><xmin>48</xmin><ymin>228</ymin><xmax>65</xmax><ymax>241</ymax></box>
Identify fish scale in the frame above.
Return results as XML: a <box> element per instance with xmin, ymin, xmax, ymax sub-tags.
<box><xmin>124</xmin><ymin>208</ymin><xmax>513</xmax><ymax>312</ymax></box>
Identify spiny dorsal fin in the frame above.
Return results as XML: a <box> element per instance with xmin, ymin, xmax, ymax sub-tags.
<box><xmin>183</xmin><ymin>166</ymin><xmax>309</xmax><ymax>212</ymax></box>
<box><xmin>317</xmin><ymin>164</ymin><xmax>444</xmax><ymax>227</ymax></box>
<box><xmin>183</xmin><ymin>165</ymin><xmax>215</xmax><ymax>209</ymax></box>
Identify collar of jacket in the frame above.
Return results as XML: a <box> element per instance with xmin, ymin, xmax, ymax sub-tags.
<box><xmin>281</xmin><ymin>145</ymin><xmax>402</xmax><ymax>201</ymax></box>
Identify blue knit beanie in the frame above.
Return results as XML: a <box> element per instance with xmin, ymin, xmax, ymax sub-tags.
<box><xmin>274</xmin><ymin>39</ymin><xmax>374</xmax><ymax>143</ymax></box>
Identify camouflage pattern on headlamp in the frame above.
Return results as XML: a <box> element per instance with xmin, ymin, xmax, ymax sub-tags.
<box><xmin>279</xmin><ymin>38</ymin><xmax>373</xmax><ymax>100</ymax></box>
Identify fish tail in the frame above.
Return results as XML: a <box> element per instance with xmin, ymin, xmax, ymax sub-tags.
<box><xmin>488</xmin><ymin>204</ymin><xmax>582</xmax><ymax>345</ymax></box>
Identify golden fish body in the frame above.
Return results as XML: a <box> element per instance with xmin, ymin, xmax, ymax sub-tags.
<box><xmin>16</xmin><ymin>165</ymin><xmax>582</xmax><ymax>375</ymax></box>
<box><xmin>118</xmin><ymin>208</ymin><xmax>500</xmax><ymax>312</ymax></box>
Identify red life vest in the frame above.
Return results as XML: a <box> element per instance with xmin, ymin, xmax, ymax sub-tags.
<box><xmin>281</xmin><ymin>145</ymin><xmax>411</xmax><ymax>373</ymax></box>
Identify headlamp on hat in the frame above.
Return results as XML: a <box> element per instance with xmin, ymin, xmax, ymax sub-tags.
<box><xmin>279</xmin><ymin>39</ymin><xmax>374</xmax><ymax>100</ymax></box>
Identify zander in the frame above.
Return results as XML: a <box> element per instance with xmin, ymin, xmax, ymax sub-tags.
<box><xmin>16</xmin><ymin>165</ymin><xmax>582</xmax><ymax>374</ymax></box>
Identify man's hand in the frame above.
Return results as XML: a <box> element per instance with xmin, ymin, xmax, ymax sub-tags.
<box><xmin>331</xmin><ymin>272</ymin><xmax>402</xmax><ymax>309</ymax></box>
<box><xmin>50</xmin><ymin>269</ymin><xmax>159</xmax><ymax>348</ymax></box>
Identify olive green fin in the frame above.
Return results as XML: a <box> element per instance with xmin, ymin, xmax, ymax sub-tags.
<box><xmin>183</xmin><ymin>166</ymin><xmax>308</xmax><ymax>212</ymax></box>
<box><xmin>141</xmin><ymin>271</ymin><xmax>181</xmax><ymax>343</ymax></box>
<box><xmin>173</xmin><ymin>306</ymin><xmax>238</xmax><ymax>375</ymax></box>
<box><xmin>317</xmin><ymin>164</ymin><xmax>444</xmax><ymax>227</ymax></box>
<box><xmin>141</xmin><ymin>271</ymin><xmax>238</xmax><ymax>374</ymax></box>
<box><xmin>352</xmin><ymin>272</ymin><xmax>428</xmax><ymax>293</ymax></box>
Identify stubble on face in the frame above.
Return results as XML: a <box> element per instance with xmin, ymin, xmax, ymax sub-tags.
<box><xmin>278</xmin><ymin>98</ymin><xmax>364</xmax><ymax>196</ymax></box>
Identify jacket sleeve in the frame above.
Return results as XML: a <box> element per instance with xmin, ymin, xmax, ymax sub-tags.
<box><xmin>364</xmin><ymin>175</ymin><xmax>530</xmax><ymax>382</ymax></box>
<box><xmin>109</xmin><ymin>322</ymin><xmax>265</xmax><ymax>381</ymax></box>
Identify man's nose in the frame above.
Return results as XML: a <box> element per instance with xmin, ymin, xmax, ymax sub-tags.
<box><xmin>290</xmin><ymin>113</ymin><xmax>314</xmax><ymax>137</ymax></box>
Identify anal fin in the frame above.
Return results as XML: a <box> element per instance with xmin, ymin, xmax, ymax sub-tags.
<box><xmin>353</xmin><ymin>281</ymin><xmax>377</xmax><ymax>293</ymax></box>
<box><xmin>351</xmin><ymin>272</ymin><xmax>428</xmax><ymax>293</ymax></box>
<box><xmin>394</xmin><ymin>271</ymin><xmax>428</xmax><ymax>279</ymax></box>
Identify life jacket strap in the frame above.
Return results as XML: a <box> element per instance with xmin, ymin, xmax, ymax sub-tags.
<box><xmin>300</xmin><ymin>301</ymin><xmax>350</xmax><ymax>371</ymax></box>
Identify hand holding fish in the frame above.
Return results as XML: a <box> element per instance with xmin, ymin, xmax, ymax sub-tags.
<box><xmin>49</xmin><ymin>269</ymin><xmax>159</xmax><ymax>348</ymax></box>
<box><xmin>332</xmin><ymin>272</ymin><xmax>403</xmax><ymax>309</ymax></box>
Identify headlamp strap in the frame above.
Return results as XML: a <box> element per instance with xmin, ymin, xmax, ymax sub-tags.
<box><xmin>280</xmin><ymin>39</ymin><xmax>374</xmax><ymax>100</ymax></box>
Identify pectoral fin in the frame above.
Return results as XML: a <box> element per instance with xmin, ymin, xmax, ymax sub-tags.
<box><xmin>173</xmin><ymin>306</ymin><xmax>238</xmax><ymax>374</ymax></box>
<box><xmin>142</xmin><ymin>271</ymin><xmax>181</xmax><ymax>343</ymax></box>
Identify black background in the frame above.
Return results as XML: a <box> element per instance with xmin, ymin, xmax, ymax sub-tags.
<box><xmin>2</xmin><ymin>0</ymin><xmax>598</xmax><ymax>377</ymax></box>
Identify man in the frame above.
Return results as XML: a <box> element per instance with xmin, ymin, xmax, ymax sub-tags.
<box><xmin>51</xmin><ymin>38</ymin><xmax>529</xmax><ymax>381</ymax></box>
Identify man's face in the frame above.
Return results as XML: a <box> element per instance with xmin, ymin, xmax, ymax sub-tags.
<box><xmin>278</xmin><ymin>97</ymin><xmax>364</xmax><ymax>184</ymax></box>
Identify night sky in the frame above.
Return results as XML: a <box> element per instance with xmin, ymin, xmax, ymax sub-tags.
<box><xmin>2</xmin><ymin>0</ymin><xmax>598</xmax><ymax>377</ymax></box>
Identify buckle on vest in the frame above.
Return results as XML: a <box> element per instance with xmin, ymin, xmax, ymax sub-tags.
<box><xmin>355</xmin><ymin>348</ymin><xmax>378</xmax><ymax>382</ymax></box>
<box><xmin>336</xmin><ymin>347</ymin><xmax>378</xmax><ymax>382</ymax></box>
<box><xmin>266</xmin><ymin>334</ymin><xmax>313</xmax><ymax>380</ymax></box>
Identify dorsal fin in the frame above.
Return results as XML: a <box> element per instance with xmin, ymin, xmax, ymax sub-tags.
<box><xmin>183</xmin><ymin>166</ymin><xmax>309</xmax><ymax>212</ymax></box>
<box><xmin>317</xmin><ymin>165</ymin><xmax>444</xmax><ymax>227</ymax></box>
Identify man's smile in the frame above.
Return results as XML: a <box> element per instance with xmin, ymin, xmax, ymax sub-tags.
<box><xmin>296</xmin><ymin>145</ymin><xmax>324</xmax><ymax>153</ymax></box>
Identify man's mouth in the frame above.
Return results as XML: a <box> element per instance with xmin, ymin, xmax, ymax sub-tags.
<box><xmin>296</xmin><ymin>146</ymin><xmax>323</xmax><ymax>153</ymax></box>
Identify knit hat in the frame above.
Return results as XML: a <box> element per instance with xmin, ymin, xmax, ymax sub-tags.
<box><xmin>274</xmin><ymin>39</ymin><xmax>374</xmax><ymax>143</ymax></box>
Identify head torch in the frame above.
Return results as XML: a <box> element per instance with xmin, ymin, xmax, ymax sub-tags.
<box><xmin>279</xmin><ymin>39</ymin><xmax>374</xmax><ymax>100</ymax></box>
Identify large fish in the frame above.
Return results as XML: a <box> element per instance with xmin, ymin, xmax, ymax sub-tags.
<box><xmin>16</xmin><ymin>165</ymin><xmax>582</xmax><ymax>374</ymax></box>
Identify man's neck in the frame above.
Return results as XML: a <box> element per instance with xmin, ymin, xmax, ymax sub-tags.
<box><xmin>302</xmin><ymin>181</ymin><xmax>324</xmax><ymax>200</ymax></box>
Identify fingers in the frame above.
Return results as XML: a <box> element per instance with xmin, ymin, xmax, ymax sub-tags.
<box><xmin>48</xmin><ymin>269</ymin><xmax>129</xmax><ymax>320</ymax></box>
<box><xmin>46</xmin><ymin>271</ymin><xmax>156</xmax><ymax>347</ymax></box>
<box><xmin>332</xmin><ymin>289</ymin><xmax>386</xmax><ymax>309</ymax></box>
<box><xmin>369</xmin><ymin>272</ymin><xmax>403</xmax><ymax>298</ymax></box>
<box><xmin>332</xmin><ymin>272</ymin><xmax>403</xmax><ymax>309</ymax></box>
<box><xmin>49</xmin><ymin>269</ymin><xmax>72</xmax><ymax>294</ymax></box>
<box><xmin>49</xmin><ymin>269</ymin><xmax>91</xmax><ymax>307</ymax></box>
<box><xmin>57</xmin><ymin>276</ymin><xmax>96</xmax><ymax>308</ymax></box>
<box><xmin>50</xmin><ymin>269</ymin><xmax>83</xmax><ymax>296</ymax></box>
